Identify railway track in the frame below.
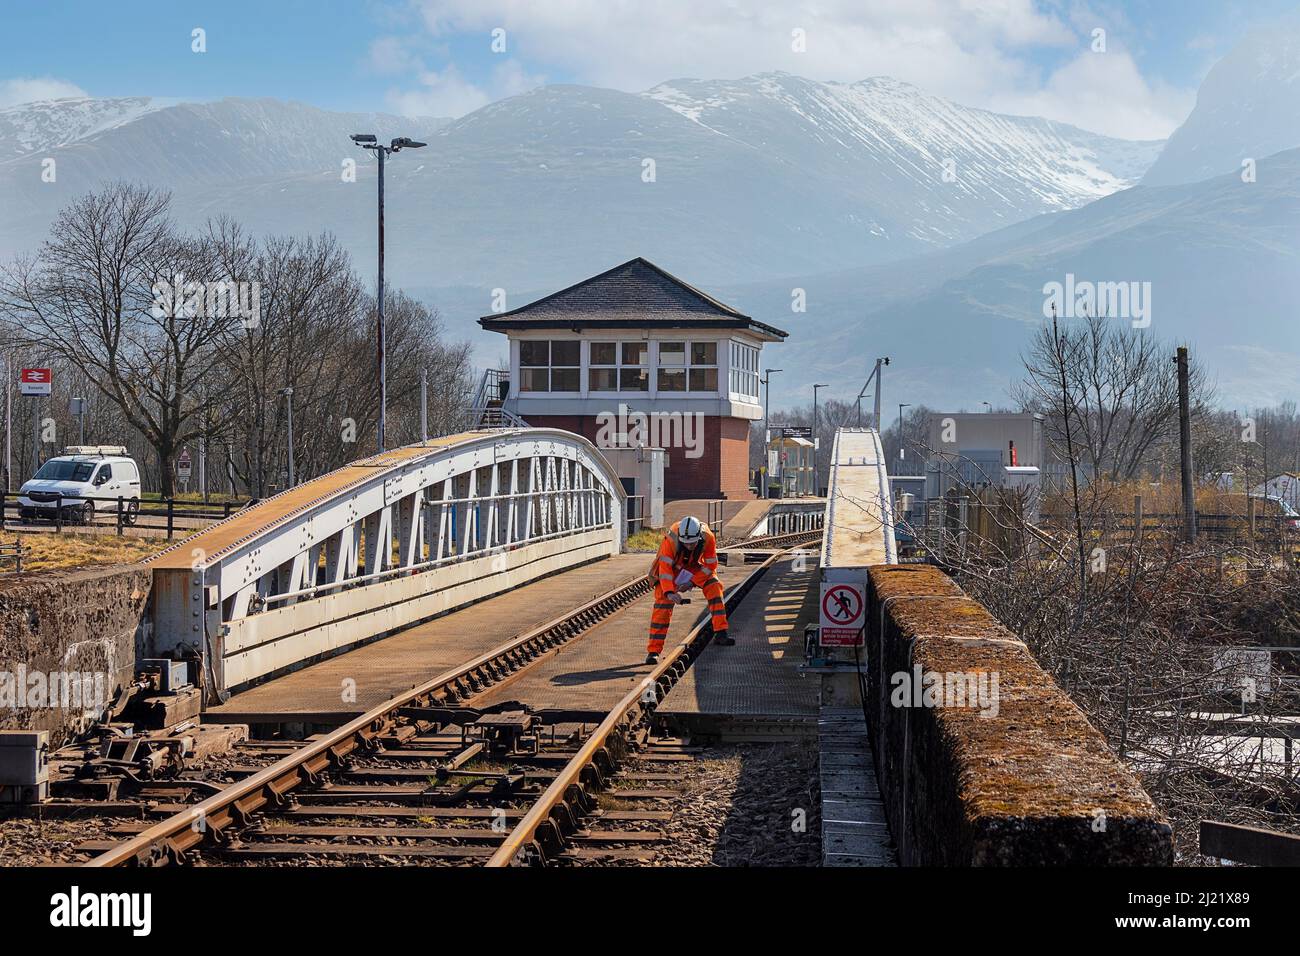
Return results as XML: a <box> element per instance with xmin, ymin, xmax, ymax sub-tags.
<box><xmin>67</xmin><ymin>540</ymin><xmax>807</xmax><ymax>868</ymax></box>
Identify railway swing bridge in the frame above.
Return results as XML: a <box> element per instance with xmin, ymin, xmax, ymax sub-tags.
<box><xmin>147</xmin><ymin>429</ymin><xmax>627</xmax><ymax>696</ymax></box>
<box><xmin>6</xmin><ymin>426</ymin><xmax>1172</xmax><ymax>867</ymax></box>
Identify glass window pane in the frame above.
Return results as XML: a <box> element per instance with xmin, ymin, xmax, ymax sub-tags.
<box><xmin>620</xmin><ymin>367</ymin><xmax>649</xmax><ymax>391</ymax></box>
<box><xmin>691</xmin><ymin>342</ymin><xmax>716</xmax><ymax>365</ymax></box>
<box><xmin>520</xmin><ymin>368</ymin><xmax>549</xmax><ymax>391</ymax></box>
<box><xmin>590</xmin><ymin>342</ymin><xmax>616</xmax><ymax>366</ymax></box>
<box><xmin>689</xmin><ymin>368</ymin><xmax>718</xmax><ymax>391</ymax></box>
<box><xmin>622</xmin><ymin>342</ymin><xmax>648</xmax><ymax>366</ymax></box>
<box><xmin>551</xmin><ymin>340</ymin><xmax>579</xmax><ymax>366</ymax></box>
<box><xmin>520</xmin><ymin>341</ymin><xmax>549</xmax><ymax>367</ymax></box>
<box><xmin>659</xmin><ymin>341</ymin><xmax>685</xmax><ymax>365</ymax></box>
<box><xmin>551</xmin><ymin>367</ymin><xmax>580</xmax><ymax>391</ymax></box>
<box><xmin>658</xmin><ymin>368</ymin><xmax>687</xmax><ymax>391</ymax></box>
<box><xmin>589</xmin><ymin>368</ymin><xmax>617</xmax><ymax>391</ymax></box>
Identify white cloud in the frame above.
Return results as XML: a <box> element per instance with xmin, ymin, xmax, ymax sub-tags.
<box><xmin>0</xmin><ymin>76</ymin><xmax>88</xmax><ymax>109</ymax></box>
<box><xmin>990</xmin><ymin>49</ymin><xmax>1195</xmax><ymax>139</ymax></box>
<box><xmin>385</xmin><ymin>61</ymin><xmax>543</xmax><ymax>118</ymax></box>
<box><xmin>388</xmin><ymin>0</ymin><xmax>1193</xmax><ymax>137</ymax></box>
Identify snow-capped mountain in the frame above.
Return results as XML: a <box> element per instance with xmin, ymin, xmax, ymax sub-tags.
<box><xmin>645</xmin><ymin>74</ymin><xmax>1162</xmax><ymax>245</ymax></box>
<box><xmin>1142</xmin><ymin>19</ymin><xmax>1300</xmax><ymax>185</ymax></box>
<box><xmin>0</xmin><ymin>96</ymin><xmax>169</xmax><ymax>157</ymax></box>
<box><xmin>0</xmin><ymin>75</ymin><xmax>1159</xmax><ymax>292</ymax></box>
<box><xmin>721</xmin><ymin>146</ymin><xmax>1300</xmax><ymax>412</ymax></box>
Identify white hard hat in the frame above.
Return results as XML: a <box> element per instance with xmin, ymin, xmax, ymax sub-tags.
<box><xmin>678</xmin><ymin>515</ymin><xmax>703</xmax><ymax>546</ymax></box>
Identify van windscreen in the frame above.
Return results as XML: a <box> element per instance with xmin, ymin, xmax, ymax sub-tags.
<box><xmin>34</xmin><ymin>460</ymin><xmax>94</xmax><ymax>482</ymax></box>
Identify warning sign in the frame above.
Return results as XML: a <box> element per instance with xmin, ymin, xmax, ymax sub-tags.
<box><xmin>820</xmin><ymin>582</ymin><xmax>865</xmax><ymax>646</ymax></box>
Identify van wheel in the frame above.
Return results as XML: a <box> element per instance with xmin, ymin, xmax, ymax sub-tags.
<box><xmin>124</xmin><ymin>499</ymin><xmax>140</xmax><ymax>527</ymax></box>
<box><xmin>79</xmin><ymin>501</ymin><xmax>95</xmax><ymax>526</ymax></box>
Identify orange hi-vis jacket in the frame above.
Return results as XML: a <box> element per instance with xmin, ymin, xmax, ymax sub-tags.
<box><xmin>646</xmin><ymin>519</ymin><xmax>727</xmax><ymax>655</ymax></box>
<box><xmin>649</xmin><ymin>519</ymin><xmax>720</xmax><ymax>594</ymax></box>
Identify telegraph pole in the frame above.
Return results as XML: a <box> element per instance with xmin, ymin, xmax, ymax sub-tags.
<box><xmin>812</xmin><ymin>383</ymin><xmax>827</xmax><ymax>496</ymax></box>
<box><xmin>420</xmin><ymin>367</ymin><xmax>428</xmax><ymax>442</ymax></box>
<box><xmin>1176</xmin><ymin>346</ymin><xmax>1197</xmax><ymax>543</ymax></box>
<box><xmin>761</xmin><ymin>369</ymin><xmax>782</xmax><ymax>499</ymax></box>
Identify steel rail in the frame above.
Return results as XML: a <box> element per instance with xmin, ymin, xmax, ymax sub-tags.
<box><xmin>721</xmin><ymin>527</ymin><xmax>824</xmax><ymax>551</ymax></box>
<box><xmin>485</xmin><ymin>547</ymin><xmax>790</xmax><ymax>866</ymax></box>
<box><xmin>83</xmin><ymin>571</ymin><xmax>654</xmax><ymax>867</ymax></box>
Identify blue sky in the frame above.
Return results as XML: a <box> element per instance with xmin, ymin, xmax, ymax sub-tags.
<box><xmin>2</xmin><ymin>0</ymin><xmax>1298</xmax><ymax>138</ymax></box>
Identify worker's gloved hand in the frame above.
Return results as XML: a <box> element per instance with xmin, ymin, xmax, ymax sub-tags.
<box><xmin>667</xmin><ymin>591</ymin><xmax>684</xmax><ymax>605</ymax></box>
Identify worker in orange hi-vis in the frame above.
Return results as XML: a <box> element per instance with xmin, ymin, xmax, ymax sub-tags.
<box><xmin>645</xmin><ymin>516</ymin><xmax>732</xmax><ymax>665</ymax></box>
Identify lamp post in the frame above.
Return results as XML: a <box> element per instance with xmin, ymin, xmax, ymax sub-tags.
<box><xmin>982</xmin><ymin>401</ymin><xmax>992</xmax><ymax>414</ymax></box>
<box><xmin>898</xmin><ymin>403</ymin><xmax>911</xmax><ymax>461</ymax></box>
<box><xmin>350</xmin><ymin>133</ymin><xmax>427</xmax><ymax>453</ymax></box>
<box><xmin>856</xmin><ymin>357</ymin><xmax>890</xmax><ymax>428</ymax></box>
<box><xmin>813</xmin><ymin>383</ymin><xmax>827</xmax><ymax>496</ymax></box>
<box><xmin>280</xmin><ymin>386</ymin><xmax>295</xmax><ymax>488</ymax></box>
<box><xmin>762</xmin><ymin>368</ymin><xmax>782</xmax><ymax>499</ymax></box>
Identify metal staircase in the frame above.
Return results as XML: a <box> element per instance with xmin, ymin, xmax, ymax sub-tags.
<box><xmin>471</xmin><ymin>369</ymin><xmax>528</xmax><ymax>428</ymax></box>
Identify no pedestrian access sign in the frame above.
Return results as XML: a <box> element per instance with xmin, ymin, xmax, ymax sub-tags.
<box><xmin>820</xmin><ymin>582</ymin><xmax>865</xmax><ymax>646</ymax></box>
<box><xmin>177</xmin><ymin>448</ymin><xmax>192</xmax><ymax>480</ymax></box>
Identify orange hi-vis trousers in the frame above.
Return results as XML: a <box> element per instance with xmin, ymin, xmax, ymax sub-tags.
<box><xmin>647</xmin><ymin>570</ymin><xmax>728</xmax><ymax>655</ymax></box>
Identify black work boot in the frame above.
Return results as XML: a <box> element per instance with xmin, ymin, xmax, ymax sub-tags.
<box><xmin>645</xmin><ymin>652</ymin><xmax>660</xmax><ymax>665</ymax></box>
<box><xmin>712</xmin><ymin>631</ymin><xmax>736</xmax><ymax>646</ymax></box>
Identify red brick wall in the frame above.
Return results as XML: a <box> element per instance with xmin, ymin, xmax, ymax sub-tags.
<box><xmin>525</xmin><ymin>415</ymin><xmax>754</xmax><ymax>501</ymax></box>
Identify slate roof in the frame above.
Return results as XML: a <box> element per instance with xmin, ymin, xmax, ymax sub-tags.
<box><xmin>478</xmin><ymin>257</ymin><xmax>787</xmax><ymax>340</ymax></box>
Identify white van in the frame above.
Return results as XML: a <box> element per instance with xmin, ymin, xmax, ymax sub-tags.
<box><xmin>17</xmin><ymin>446</ymin><xmax>142</xmax><ymax>525</ymax></box>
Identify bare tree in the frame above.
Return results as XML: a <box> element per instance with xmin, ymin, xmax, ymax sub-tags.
<box><xmin>0</xmin><ymin>184</ymin><xmax>239</xmax><ymax>495</ymax></box>
<box><xmin>1017</xmin><ymin>311</ymin><xmax>1209</xmax><ymax>482</ymax></box>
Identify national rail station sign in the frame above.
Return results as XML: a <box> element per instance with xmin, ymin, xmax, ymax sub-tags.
<box><xmin>19</xmin><ymin>367</ymin><xmax>52</xmax><ymax>396</ymax></box>
<box><xmin>820</xmin><ymin>581</ymin><xmax>865</xmax><ymax>646</ymax></box>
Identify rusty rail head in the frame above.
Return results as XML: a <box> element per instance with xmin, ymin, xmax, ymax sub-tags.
<box><xmin>485</xmin><ymin>548</ymin><xmax>790</xmax><ymax>867</ymax></box>
<box><xmin>82</xmin><ymin>572</ymin><xmax>653</xmax><ymax>867</ymax></box>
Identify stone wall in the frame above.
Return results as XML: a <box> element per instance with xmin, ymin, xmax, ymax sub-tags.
<box><xmin>0</xmin><ymin>564</ymin><xmax>150</xmax><ymax>748</ymax></box>
<box><xmin>865</xmin><ymin>563</ymin><xmax>1173</xmax><ymax>865</ymax></box>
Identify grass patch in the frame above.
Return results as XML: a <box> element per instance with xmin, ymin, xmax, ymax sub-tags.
<box><xmin>626</xmin><ymin>528</ymin><xmax>664</xmax><ymax>552</ymax></box>
<box><xmin>3</xmin><ymin>531</ymin><xmax>165</xmax><ymax>571</ymax></box>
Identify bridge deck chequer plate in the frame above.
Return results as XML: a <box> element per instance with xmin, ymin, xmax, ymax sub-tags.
<box><xmin>202</xmin><ymin>553</ymin><xmax>648</xmax><ymax>724</ymax></box>
<box><xmin>657</xmin><ymin>555</ymin><xmax>820</xmax><ymax>718</ymax></box>
<box><xmin>149</xmin><ymin>433</ymin><xmax>493</xmax><ymax>570</ymax></box>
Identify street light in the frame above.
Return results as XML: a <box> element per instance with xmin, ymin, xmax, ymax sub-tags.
<box><xmin>898</xmin><ymin>403</ymin><xmax>911</xmax><ymax>461</ymax></box>
<box><xmin>856</xmin><ymin>357</ymin><xmax>890</xmax><ymax>428</ymax></box>
<box><xmin>280</xmin><ymin>386</ymin><xmax>295</xmax><ymax>487</ymax></box>
<box><xmin>351</xmin><ymin>132</ymin><xmax>427</xmax><ymax>453</ymax></box>
<box><xmin>762</xmin><ymin>369</ymin><xmax>782</xmax><ymax>499</ymax></box>
<box><xmin>813</xmin><ymin>383</ymin><xmax>828</xmax><ymax>496</ymax></box>
<box><xmin>982</xmin><ymin>401</ymin><xmax>992</xmax><ymax>414</ymax></box>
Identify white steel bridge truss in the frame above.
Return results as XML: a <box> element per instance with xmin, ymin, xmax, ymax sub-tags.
<box><xmin>148</xmin><ymin>430</ymin><xmax>626</xmax><ymax>695</ymax></box>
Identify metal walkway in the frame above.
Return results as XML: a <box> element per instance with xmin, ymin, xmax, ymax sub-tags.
<box><xmin>657</xmin><ymin>553</ymin><xmax>821</xmax><ymax>728</ymax></box>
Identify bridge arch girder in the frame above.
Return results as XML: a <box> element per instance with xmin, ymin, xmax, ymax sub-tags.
<box><xmin>148</xmin><ymin>429</ymin><xmax>626</xmax><ymax>693</ymax></box>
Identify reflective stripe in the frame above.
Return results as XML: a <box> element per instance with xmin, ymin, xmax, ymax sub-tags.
<box><xmin>658</xmin><ymin>556</ymin><xmax>674</xmax><ymax>566</ymax></box>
